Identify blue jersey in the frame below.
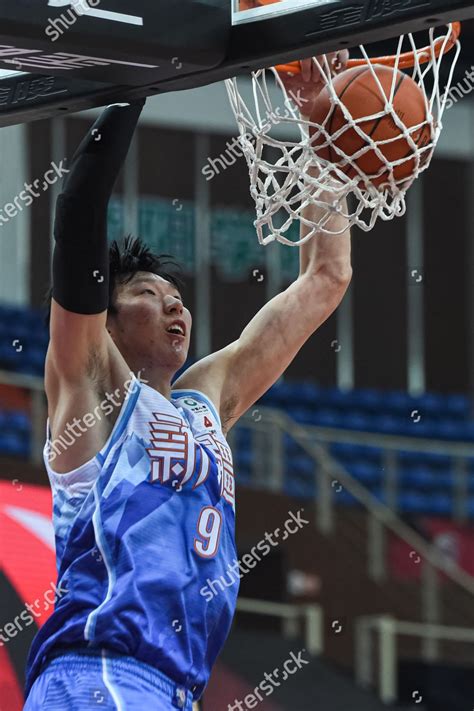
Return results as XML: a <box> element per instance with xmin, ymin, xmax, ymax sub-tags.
<box><xmin>25</xmin><ymin>377</ymin><xmax>238</xmax><ymax>701</ymax></box>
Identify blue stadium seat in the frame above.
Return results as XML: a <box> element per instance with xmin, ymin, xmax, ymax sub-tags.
<box><xmin>412</xmin><ymin>392</ymin><xmax>446</xmax><ymax>418</ymax></box>
<box><xmin>4</xmin><ymin>410</ymin><xmax>31</xmax><ymax>434</ymax></box>
<box><xmin>369</xmin><ymin>487</ymin><xmax>388</xmax><ymax>505</ymax></box>
<box><xmin>467</xmin><ymin>498</ymin><xmax>474</xmax><ymax>518</ymax></box>
<box><xmin>319</xmin><ymin>386</ymin><xmax>350</xmax><ymax>410</ymax></box>
<box><xmin>433</xmin><ymin>420</ymin><xmax>465</xmax><ymax>441</ymax></box>
<box><xmin>266</xmin><ymin>381</ymin><xmax>296</xmax><ymax>406</ymax></box>
<box><xmin>283</xmin><ymin>435</ymin><xmax>303</xmax><ymax>458</ymax></box>
<box><xmin>434</xmin><ymin>471</ymin><xmax>455</xmax><ymax>490</ymax></box>
<box><xmin>0</xmin><ymin>432</ymin><xmax>29</xmax><ymax>456</ymax></box>
<box><xmin>347</xmin><ymin>388</ymin><xmax>383</xmax><ymax>414</ymax></box>
<box><xmin>345</xmin><ymin>461</ymin><xmax>382</xmax><ymax>486</ymax></box>
<box><xmin>428</xmin><ymin>494</ymin><xmax>453</xmax><ymax>516</ymax></box>
<box><xmin>286</xmin><ymin>406</ymin><xmax>314</xmax><ymax>425</ymax></box>
<box><xmin>236</xmin><ymin>449</ymin><xmax>253</xmax><ymax>467</ymax></box>
<box><xmin>291</xmin><ymin>455</ymin><xmax>314</xmax><ymax>477</ymax></box>
<box><xmin>384</xmin><ymin>390</ymin><xmax>414</xmax><ymax>416</ymax></box>
<box><xmin>398</xmin><ymin>451</ymin><xmax>452</xmax><ymax>470</ymax></box>
<box><xmin>373</xmin><ymin>415</ymin><xmax>405</xmax><ymax>436</ymax></box>
<box><xmin>284</xmin><ymin>476</ymin><xmax>316</xmax><ymax>498</ymax></box>
<box><xmin>293</xmin><ymin>381</ymin><xmax>321</xmax><ymax>406</ymax></box>
<box><xmin>311</xmin><ymin>409</ymin><xmax>340</xmax><ymax>427</ymax></box>
<box><xmin>28</xmin><ymin>347</ymin><xmax>46</xmax><ymax>373</ymax></box>
<box><xmin>0</xmin><ymin>343</ymin><xmax>18</xmax><ymax>368</ymax></box>
<box><xmin>461</xmin><ymin>422</ymin><xmax>474</xmax><ymax>442</ymax></box>
<box><xmin>339</xmin><ymin>412</ymin><xmax>371</xmax><ymax>431</ymax></box>
<box><xmin>398</xmin><ymin>491</ymin><xmax>430</xmax><ymax>514</ymax></box>
<box><xmin>330</xmin><ymin>442</ymin><xmax>367</xmax><ymax>461</ymax></box>
<box><xmin>400</xmin><ymin>467</ymin><xmax>437</xmax><ymax>489</ymax></box>
<box><xmin>237</xmin><ymin>469</ymin><xmax>251</xmax><ymax>484</ymax></box>
<box><xmin>445</xmin><ymin>394</ymin><xmax>470</xmax><ymax>420</ymax></box>
<box><xmin>335</xmin><ymin>489</ymin><xmax>360</xmax><ymax>506</ymax></box>
<box><xmin>400</xmin><ymin>420</ymin><xmax>438</xmax><ymax>439</ymax></box>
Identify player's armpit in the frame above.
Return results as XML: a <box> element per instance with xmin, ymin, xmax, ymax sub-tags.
<box><xmin>47</xmin><ymin>299</ymin><xmax>110</xmax><ymax>384</ymax></box>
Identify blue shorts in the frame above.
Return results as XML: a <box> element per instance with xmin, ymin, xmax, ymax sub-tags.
<box><xmin>24</xmin><ymin>650</ymin><xmax>195</xmax><ymax>711</ymax></box>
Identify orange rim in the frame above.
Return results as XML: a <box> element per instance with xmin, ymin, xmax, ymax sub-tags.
<box><xmin>275</xmin><ymin>21</ymin><xmax>461</xmax><ymax>74</ymax></box>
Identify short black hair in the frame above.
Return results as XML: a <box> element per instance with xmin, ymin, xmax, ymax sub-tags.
<box><xmin>44</xmin><ymin>235</ymin><xmax>184</xmax><ymax>327</ymax></box>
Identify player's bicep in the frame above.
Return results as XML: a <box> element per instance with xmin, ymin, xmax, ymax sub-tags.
<box><xmin>48</xmin><ymin>298</ymin><xmax>109</xmax><ymax>382</ymax></box>
<box><xmin>222</xmin><ymin>272</ymin><xmax>347</xmax><ymax>426</ymax></box>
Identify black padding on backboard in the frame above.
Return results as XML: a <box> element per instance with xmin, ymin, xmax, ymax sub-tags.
<box><xmin>0</xmin><ymin>0</ymin><xmax>474</xmax><ymax>126</ymax></box>
<box><xmin>0</xmin><ymin>0</ymin><xmax>230</xmax><ymax>83</ymax></box>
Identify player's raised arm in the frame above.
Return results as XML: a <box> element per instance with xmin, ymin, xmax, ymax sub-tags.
<box><xmin>173</xmin><ymin>55</ymin><xmax>352</xmax><ymax>432</ymax></box>
<box><xmin>175</xmin><ymin>203</ymin><xmax>351</xmax><ymax>432</ymax></box>
<box><xmin>48</xmin><ymin>100</ymin><xmax>145</xmax><ymax>383</ymax></box>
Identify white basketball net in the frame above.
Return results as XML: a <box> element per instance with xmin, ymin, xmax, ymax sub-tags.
<box><xmin>225</xmin><ymin>25</ymin><xmax>461</xmax><ymax>246</ymax></box>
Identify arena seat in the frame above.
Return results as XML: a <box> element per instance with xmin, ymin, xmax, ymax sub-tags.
<box><xmin>0</xmin><ymin>431</ymin><xmax>29</xmax><ymax>456</ymax></box>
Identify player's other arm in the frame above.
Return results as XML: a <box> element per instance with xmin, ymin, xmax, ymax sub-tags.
<box><xmin>47</xmin><ymin>101</ymin><xmax>145</xmax><ymax>385</ymax></box>
<box><xmin>175</xmin><ymin>204</ymin><xmax>351</xmax><ymax>432</ymax></box>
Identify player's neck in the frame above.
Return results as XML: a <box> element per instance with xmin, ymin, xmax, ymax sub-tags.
<box><xmin>126</xmin><ymin>361</ymin><xmax>174</xmax><ymax>402</ymax></box>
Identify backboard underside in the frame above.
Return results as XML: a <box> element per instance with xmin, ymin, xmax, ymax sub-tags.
<box><xmin>0</xmin><ymin>0</ymin><xmax>473</xmax><ymax>126</ymax></box>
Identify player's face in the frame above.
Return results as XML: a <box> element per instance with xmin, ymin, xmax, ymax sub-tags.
<box><xmin>108</xmin><ymin>272</ymin><xmax>192</xmax><ymax>372</ymax></box>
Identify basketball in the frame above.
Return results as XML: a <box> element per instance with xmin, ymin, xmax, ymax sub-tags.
<box><xmin>310</xmin><ymin>65</ymin><xmax>433</xmax><ymax>189</ymax></box>
<box><xmin>239</xmin><ymin>0</ymin><xmax>278</xmax><ymax>8</ymax></box>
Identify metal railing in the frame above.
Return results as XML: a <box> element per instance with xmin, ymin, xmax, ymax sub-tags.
<box><xmin>236</xmin><ymin>597</ymin><xmax>324</xmax><ymax>656</ymax></box>
<box><xmin>234</xmin><ymin>407</ymin><xmax>474</xmax><ymax>594</ymax></box>
<box><xmin>355</xmin><ymin>613</ymin><xmax>474</xmax><ymax>703</ymax></box>
<box><xmin>230</xmin><ymin>406</ymin><xmax>474</xmax><ymax>670</ymax></box>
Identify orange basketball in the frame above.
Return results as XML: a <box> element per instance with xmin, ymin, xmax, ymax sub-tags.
<box><xmin>310</xmin><ymin>65</ymin><xmax>432</xmax><ymax>190</ymax></box>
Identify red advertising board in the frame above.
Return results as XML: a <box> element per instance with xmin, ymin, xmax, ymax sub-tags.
<box><xmin>0</xmin><ymin>481</ymin><xmax>56</xmax><ymax>711</ymax></box>
<box><xmin>389</xmin><ymin>517</ymin><xmax>474</xmax><ymax>580</ymax></box>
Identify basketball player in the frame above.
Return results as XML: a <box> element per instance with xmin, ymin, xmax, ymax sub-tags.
<box><xmin>24</xmin><ymin>54</ymin><xmax>351</xmax><ymax>710</ymax></box>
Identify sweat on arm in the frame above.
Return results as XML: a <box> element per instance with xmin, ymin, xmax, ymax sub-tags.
<box><xmin>52</xmin><ymin>100</ymin><xmax>145</xmax><ymax>316</ymax></box>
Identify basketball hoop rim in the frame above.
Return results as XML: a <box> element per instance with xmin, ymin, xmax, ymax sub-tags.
<box><xmin>275</xmin><ymin>21</ymin><xmax>461</xmax><ymax>74</ymax></box>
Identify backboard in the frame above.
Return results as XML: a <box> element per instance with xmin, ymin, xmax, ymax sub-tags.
<box><xmin>0</xmin><ymin>0</ymin><xmax>473</xmax><ymax>127</ymax></box>
<box><xmin>232</xmin><ymin>0</ymin><xmax>336</xmax><ymax>26</ymax></box>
